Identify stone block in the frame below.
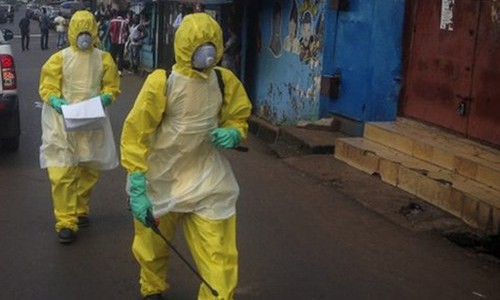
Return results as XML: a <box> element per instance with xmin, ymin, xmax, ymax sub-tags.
<box><xmin>397</xmin><ymin>166</ymin><xmax>420</xmax><ymax>195</ymax></box>
<box><xmin>462</xmin><ymin>195</ymin><xmax>479</xmax><ymax>229</ymax></box>
<box><xmin>453</xmin><ymin>156</ymin><xmax>478</xmax><ymax>181</ymax></box>
<box><xmin>477</xmin><ymin>202</ymin><xmax>493</xmax><ymax>233</ymax></box>
<box><xmin>440</xmin><ymin>189</ymin><xmax>464</xmax><ymax>219</ymax></box>
<box><xmin>379</xmin><ymin>158</ymin><xmax>399</xmax><ymax>186</ymax></box>
<box><xmin>416</xmin><ymin>176</ymin><xmax>453</xmax><ymax>210</ymax></box>
<box><xmin>476</xmin><ymin>165</ymin><xmax>500</xmax><ymax>191</ymax></box>
<box><xmin>334</xmin><ymin>139</ymin><xmax>379</xmax><ymax>175</ymax></box>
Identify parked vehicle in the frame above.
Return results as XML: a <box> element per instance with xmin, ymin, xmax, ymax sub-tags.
<box><xmin>59</xmin><ymin>1</ymin><xmax>84</xmax><ymax>18</ymax></box>
<box><xmin>0</xmin><ymin>28</ymin><xmax>19</xmax><ymax>151</ymax></box>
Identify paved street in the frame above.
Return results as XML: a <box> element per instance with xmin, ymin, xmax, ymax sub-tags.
<box><xmin>1</xmin><ymin>7</ymin><xmax>500</xmax><ymax>300</ymax></box>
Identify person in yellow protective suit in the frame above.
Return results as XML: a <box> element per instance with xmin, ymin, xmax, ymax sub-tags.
<box><xmin>121</xmin><ymin>13</ymin><xmax>252</xmax><ymax>300</ymax></box>
<box><xmin>39</xmin><ymin>10</ymin><xmax>120</xmax><ymax>244</ymax></box>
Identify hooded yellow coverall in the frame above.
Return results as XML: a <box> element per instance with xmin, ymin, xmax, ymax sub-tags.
<box><xmin>121</xmin><ymin>13</ymin><xmax>252</xmax><ymax>300</ymax></box>
<box><xmin>39</xmin><ymin>11</ymin><xmax>120</xmax><ymax>233</ymax></box>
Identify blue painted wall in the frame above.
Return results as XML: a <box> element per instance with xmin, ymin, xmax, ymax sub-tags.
<box><xmin>246</xmin><ymin>0</ymin><xmax>405</xmax><ymax>127</ymax></box>
<box><xmin>248</xmin><ymin>0</ymin><xmax>327</xmax><ymax>125</ymax></box>
<box><xmin>321</xmin><ymin>0</ymin><xmax>405</xmax><ymax>123</ymax></box>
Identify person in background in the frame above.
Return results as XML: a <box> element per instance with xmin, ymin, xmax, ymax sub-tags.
<box><xmin>98</xmin><ymin>14</ymin><xmax>111</xmax><ymax>51</ymax></box>
<box><xmin>38</xmin><ymin>11</ymin><xmax>121</xmax><ymax>244</ymax></box>
<box><xmin>53</xmin><ymin>12</ymin><xmax>67</xmax><ymax>49</ymax></box>
<box><xmin>127</xmin><ymin>14</ymin><xmax>148</xmax><ymax>75</ymax></box>
<box><xmin>172</xmin><ymin>5</ymin><xmax>193</xmax><ymax>31</ymax></box>
<box><xmin>193</xmin><ymin>3</ymin><xmax>205</xmax><ymax>12</ymax></box>
<box><xmin>19</xmin><ymin>11</ymin><xmax>30</xmax><ymax>51</ymax></box>
<box><xmin>126</xmin><ymin>10</ymin><xmax>134</xmax><ymax>26</ymax></box>
<box><xmin>39</xmin><ymin>8</ymin><xmax>50</xmax><ymax>50</ymax></box>
<box><xmin>94</xmin><ymin>2</ymin><xmax>106</xmax><ymax>22</ymax></box>
<box><xmin>221</xmin><ymin>23</ymin><xmax>241</xmax><ymax>76</ymax></box>
<box><xmin>107</xmin><ymin>10</ymin><xmax>129</xmax><ymax>75</ymax></box>
<box><xmin>140</xmin><ymin>13</ymin><xmax>150</xmax><ymax>28</ymax></box>
<box><xmin>120</xmin><ymin>12</ymin><xmax>252</xmax><ymax>300</ymax></box>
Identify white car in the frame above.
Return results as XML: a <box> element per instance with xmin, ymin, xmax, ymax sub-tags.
<box><xmin>0</xmin><ymin>28</ymin><xmax>19</xmax><ymax>151</ymax></box>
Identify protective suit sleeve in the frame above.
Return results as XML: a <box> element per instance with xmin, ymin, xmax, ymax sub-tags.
<box><xmin>100</xmin><ymin>51</ymin><xmax>121</xmax><ymax>103</ymax></box>
<box><xmin>121</xmin><ymin>69</ymin><xmax>168</xmax><ymax>173</ymax></box>
<box><xmin>39</xmin><ymin>52</ymin><xmax>64</xmax><ymax>102</ymax></box>
<box><xmin>216</xmin><ymin>67</ymin><xmax>252</xmax><ymax>139</ymax></box>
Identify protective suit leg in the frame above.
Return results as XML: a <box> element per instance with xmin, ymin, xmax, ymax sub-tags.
<box><xmin>184</xmin><ymin>214</ymin><xmax>238</xmax><ymax>300</ymax></box>
<box><xmin>76</xmin><ymin>166</ymin><xmax>100</xmax><ymax>217</ymax></box>
<box><xmin>133</xmin><ymin>212</ymin><xmax>182</xmax><ymax>297</ymax></box>
<box><xmin>47</xmin><ymin>167</ymin><xmax>80</xmax><ymax>232</ymax></box>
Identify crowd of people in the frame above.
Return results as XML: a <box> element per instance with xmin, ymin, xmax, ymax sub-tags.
<box><xmin>95</xmin><ymin>4</ymin><xmax>150</xmax><ymax>75</ymax></box>
<box><xmin>18</xmin><ymin>2</ymin><xmax>242</xmax><ymax>78</ymax></box>
<box><xmin>18</xmin><ymin>3</ymin><xmax>150</xmax><ymax>75</ymax></box>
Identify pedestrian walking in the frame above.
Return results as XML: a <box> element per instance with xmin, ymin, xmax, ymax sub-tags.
<box><xmin>221</xmin><ymin>24</ymin><xmax>241</xmax><ymax>75</ymax></box>
<box><xmin>127</xmin><ymin>14</ymin><xmax>148</xmax><ymax>74</ymax></box>
<box><xmin>18</xmin><ymin>11</ymin><xmax>30</xmax><ymax>51</ymax></box>
<box><xmin>53</xmin><ymin>12</ymin><xmax>67</xmax><ymax>49</ymax></box>
<box><xmin>38</xmin><ymin>11</ymin><xmax>121</xmax><ymax>244</ymax></box>
<box><xmin>98</xmin><ymin>14</ymin><xmax>111</xmax><ymax>51</ymax></box>
<box><xmin>107</xmin><ymin>10</ymin><xmax>128</xmax><ymax>75</ymax></box>
<box><xmin>120</xmin><ymin>12</ymin><xmax>252</xmax><ymax>300</ymax></box>
<box><xmin>39</xmin><ymin>8</ymin><xmax>50</xmax><ymax>50</ymax></box>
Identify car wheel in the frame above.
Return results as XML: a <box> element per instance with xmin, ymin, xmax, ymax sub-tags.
<box><xmin>1</xmin><ymin>136</ymin><xmax>19</xmax><ymax>152</ymax></box>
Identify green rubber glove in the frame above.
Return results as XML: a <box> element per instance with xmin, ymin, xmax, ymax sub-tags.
<box><xmin>211</xmin><ymin>128</ymin><xmax>242</xmax><ymax>149</ymax></box>
<box><xmin>48</xmin><ymin>96</ymin><xmax>68</xmax><ymax>114</ymax></box>
<box><xmin>128</xmin><ymin>172</ymin><xmax>152</xmax><ymax>227</ymax></box>
<box><xmin>100</xmin><ymin>93</ymin><xmax>113</xmax><ymax>107</ymax></box>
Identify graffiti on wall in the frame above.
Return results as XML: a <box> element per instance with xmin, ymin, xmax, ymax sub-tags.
<box><xmin>279</xmin><ymin>0</ymin><xmax>324</xmax><ymax>67</ymax></box>
<box><xmin>283</xmin><ymin>1</ymin><xmax>300</xmax><ymax>54</ymax></box>
<box><xmin>260</xmin><ymin>0</ymin><xmax>326</xmax><ymax>124</ymax></box>
<box><xmin>269</xmin><ymin>2</ymin><xmax>283</xmax><ymax>57</ymax></box>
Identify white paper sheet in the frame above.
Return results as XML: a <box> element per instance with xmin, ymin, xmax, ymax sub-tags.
<box><xmin>61</xmin><ymin>97</ymin><xmax>106</xmax><ymax>131</ymax></box>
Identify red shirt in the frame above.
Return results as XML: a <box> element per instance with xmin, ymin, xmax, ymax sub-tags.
<box><xmin>108</xmin><ymin>17</ymin><xmax>128</xmax><ymax>45</ymax></box>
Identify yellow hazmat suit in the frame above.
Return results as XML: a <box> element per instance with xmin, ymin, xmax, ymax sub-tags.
<box><xmin>121</xmin><ymin>13</ymin><xmax>252</xmax><ymax>300</ymax></box>
<box><xmin>39</xmin><ymin>11</ymin><xmax>120</xmax><ymax>239</ymax></box>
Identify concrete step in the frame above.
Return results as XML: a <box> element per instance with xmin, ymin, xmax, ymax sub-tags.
<box><xmin>364</xmin><ymin>118</ymin><xmax>500</xmax><ymax>191</ymax></box>
<box><xmin>248</xmin><ymin>116</ymin><xmax>346</xmax><ymax>156</ymax></box>
<box><xmin>335</xmin><ymin>137</ymin><xmax>500</xmax><ymax>234</ymax></box>
<box><xmin>277</xmin><ymin>126</ymin><xmax>346</xmax><ymax>155</ymax></box>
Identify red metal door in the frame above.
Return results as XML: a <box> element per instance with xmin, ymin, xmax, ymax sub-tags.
<box><xmin>402</xmin><ymin>0</ymin><xmax>480</xmax><ymax>134</ymax></box>
<box><xmin>468</xmin><ymin>2</ymin><xmax>500</xmax><ymax>145</ymax></box>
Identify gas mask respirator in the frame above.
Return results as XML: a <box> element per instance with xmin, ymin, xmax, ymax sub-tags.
<box><xmin>76</xmin><ymin>33</ymin><xmax>92</xmax><ymax>51</ymax></box>
<box><xmin>192</xmin><ymin>43</ymin><xmax>217</xmax><ymax>70</ymax></box>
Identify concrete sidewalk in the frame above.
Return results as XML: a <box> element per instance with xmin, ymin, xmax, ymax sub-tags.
<box><xmin>248</xmin><ymin>115</ymin><xmax>500</xmax><ymax>259</ymax></box>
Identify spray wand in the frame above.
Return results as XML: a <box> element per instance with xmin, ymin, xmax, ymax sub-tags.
<box><xmin>145</xmin><ymin>211</ymin><xmax>219</xmax><ymax>298</ymax></box>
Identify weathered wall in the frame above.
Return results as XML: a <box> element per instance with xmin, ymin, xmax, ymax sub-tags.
<box><xmin>245</xmin><ymin>0</ymin><xmax>405</xmax><ymax>127</ymax></box>
<box><xmin>246</xmin><ymin>0</ymin><xmax>327</xmax><ymax>125</ymax></box>
<box><xmin>321</xmin><ymin>0</ymin><xmax>406</xmax><ymax>124</ymax></box>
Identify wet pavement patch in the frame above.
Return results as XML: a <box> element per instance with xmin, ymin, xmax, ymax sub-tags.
<box><xmin>443</xmin><ymin>231</ymin><xmax>500</xmax><ymax>259</ymax></box>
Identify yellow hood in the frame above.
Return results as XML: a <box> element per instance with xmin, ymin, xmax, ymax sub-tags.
<box><xmin>173</xmin><ymin>13</ymin><xmax>223</xmax><ymax>77</ymax></box>
<box><xmin>68</xmin><ymin>10</ymin><xmax>98</xmax><ymax>50</ymax></box>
